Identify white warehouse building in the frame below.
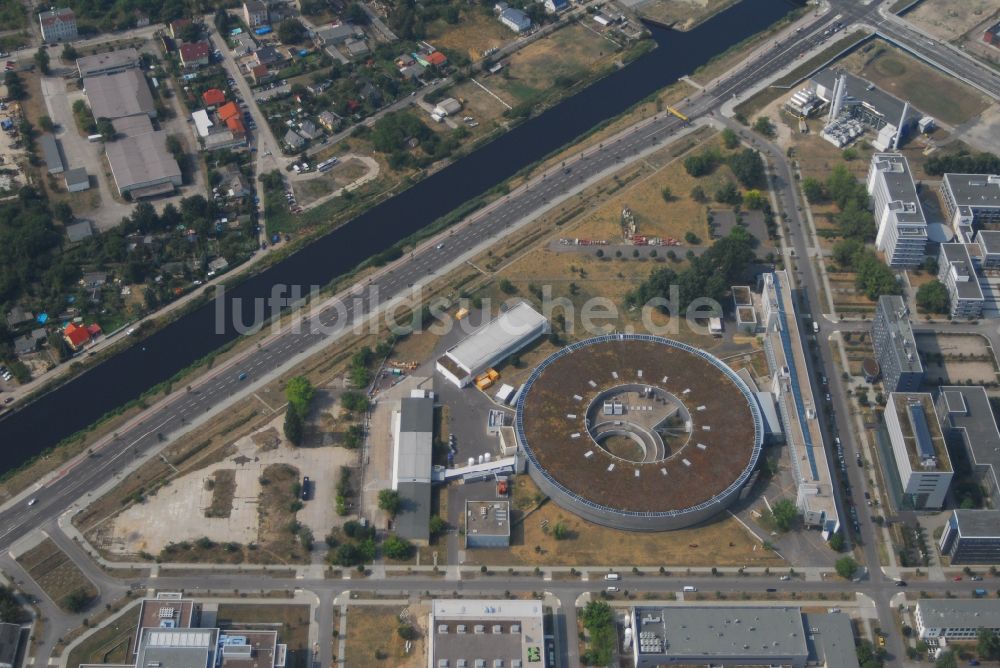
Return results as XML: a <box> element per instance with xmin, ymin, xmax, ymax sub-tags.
<box><xmin>436</xmin><ymin>301</ymin><xmax>548</xmax><ymax>387</ymax></box>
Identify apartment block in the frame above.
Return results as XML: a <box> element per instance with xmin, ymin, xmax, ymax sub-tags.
<box><xmin>867</xmin><ymin>153</ymin><xmax>927</xmax><ymax>267</ymax></box>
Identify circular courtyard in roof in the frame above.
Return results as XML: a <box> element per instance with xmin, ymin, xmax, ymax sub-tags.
<box><xmin>514</xmin><ymin>334</ymin><xmax>763</xmax><ymax>531</ymax></box>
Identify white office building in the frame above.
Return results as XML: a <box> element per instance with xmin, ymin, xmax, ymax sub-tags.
<box><xmin>941</xmin><ymin>173</ymin><xmax>1000</xmax><ymax>242</ymax></box>
<box><xmin>914</xmin><ymin>600</ymin><xmax>1000</xmax><ymax>647</ymax></box>
<box><xmin>884</xmin><ymin>393</ymin><xmax>953</xmax><ymax>509</ymax></box>
<box><xmin>938</xmin><ymin>243</ymin><xmax>984</xmax><ymax>319</ymax></box>
<box><xmin>867</xmin><ymin>153</ymin><xmax>927</xmax><ymax>267</ymax></box>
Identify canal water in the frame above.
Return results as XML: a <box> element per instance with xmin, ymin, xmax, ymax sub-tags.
<box><xmin>1</xmin><ymin>0</ymin><xmax>800</xmax><ymax>471</ymax></box>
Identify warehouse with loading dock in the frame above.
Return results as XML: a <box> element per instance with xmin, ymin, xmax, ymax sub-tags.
<box><xmin>436</xmin><ymin>301</ymin><xmax>547</xmax><ymax>388</ymax></box>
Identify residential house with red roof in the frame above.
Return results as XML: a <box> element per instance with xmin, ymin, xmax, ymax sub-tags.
<box><xmin>63</xmin><ymin>323</ymin><xmax>101</xmax><ymax>350</ymax></box>
<box><xmin>202</xmin><ymin>88</ymin><xmax>226</xmax><ymax>107</ymax></box>
<box><xmin>179</xmin><ymin>41</ymin><xmax>211</xmax><ymax>68</ymax></box>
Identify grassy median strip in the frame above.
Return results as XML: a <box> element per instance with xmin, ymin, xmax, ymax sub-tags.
<box><xmin>15</xmin><ymin>538</ymin><xmax>98</xmax><ymax>612</ymax></box>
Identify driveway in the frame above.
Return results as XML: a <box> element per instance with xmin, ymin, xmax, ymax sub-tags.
<box><xmin>40</xmin><ymin>76</ymin><xmax>134</xmax><ymax>230</ymax></box>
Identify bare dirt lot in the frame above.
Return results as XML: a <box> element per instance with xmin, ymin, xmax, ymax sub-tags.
<box><xmin>837</xmin><ymin>40</ymin><xmax>991</xmax><ymax>126</ymax></box>
<box><xmin>631</xmin><ymin>0</ymin><xmax>739</xmax><ymax>31</ymax></box>
<box><xmin>344</xmin><ymin>603</ymin><xmax>428</xmax><ymax>668</ymax></box>
<box><xmin>916</xmin><ymin>333</ymin><xmax>998</xmax><ymax>386</ymax></box>
<box><xmin>904</xmin><ymin>0</ymin><xmax>999</xmax><ymax>42</ymax></box>
<box><xmin>109</xmin><ymin>414</ymin><xmax>356</xmax><ymax>555</ymax></box>
<box><xmin>464</xmin><ymin>476</ymin><xmax>783</xmax><ymax>567</ymax></box>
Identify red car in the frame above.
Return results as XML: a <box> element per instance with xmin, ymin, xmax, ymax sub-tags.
<box><xmin>953</xmin><ymin>576</ymin><xmax>963</xmax><ymax>581</ymax></box>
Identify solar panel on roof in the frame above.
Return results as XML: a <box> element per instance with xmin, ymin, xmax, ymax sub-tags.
<box><xmin>907</xmin><ymin>402</ymin><xmax>936</xmax><ymax>461</ymax></box>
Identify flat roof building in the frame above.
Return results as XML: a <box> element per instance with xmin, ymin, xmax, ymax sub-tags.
<box><xmin>803</xmin><ymin>612</ymin><xmax>861</xmax><ymax>668</ymax></box>
<box><xmin>762</xmin><ymin>272</ymin><xmax>839</xmax><ymax>537</ymax></box>
<box><xmin>135</xmin><ymin>628</ymin><xmax>219</xmax><ymax>668</ymax></box>
<box><xmin>0</xmin><ymin>623</ymin><xmax>20</xmax><ymax>668</ymax></box>
<box><xmin>629</xmin><ymin>606</ymin><xmax>819</xmax><ymax>668</ymax></box>
<box><xmin>464</xmin><ymin>500</ymin><xmax>511</xmax><ymax>549</ymax></box>
<box><xmin>40</xmin><ymin>133</ymin><xmax>64</xmax><ymax>174</ymax></box>
<box><xmin>105</xmin><ymin>131</ymin><xmax>182</xmax><ymax>197</ymax></box>
<box><xmin>938</xmin><ymin>243</ymin><xmax>984</xmax><ymax>319</ymax></box>
<box><xmin>436</xmin><ymin>301</ymin><xmax>547</xmax><ymax>388</ymax></box>
<box><xmin>77</xmin><ymin>48</ymin><xmax>140</xmax><ymax>77</ymax></box>
<box><xmin>499</xmin><ymin>7</ymin><xmax>532</xmax><ymax>32</ymax></box>
<box><xmin>941</xmin><ymin>173</ymin><xmax>1000</xmax><ymax>241</ymax></box>
<box><xmin>872</xmin><ymin>296</ymin><xmax>924</xmax><ymax>393</ymax></box>
<box><xmin>85</xmin><ymin>69</ymin><xmax>156</xmax><ymax>120</ymax></box>
<box><xmin>884</xmin><ymin>393</ymin><xmax>952</xmax><ymax>509</ymax></box>
<box><xmin>914</xmin><ymin>600</ymin><xmax>1000</xmax><ymax>647</ymax></box>
<box><xmin>392</xmin><ymin>391</ymin><xmax>434</xmax><ymax>544</ymax></box>
<box><xmin>936</xmin><ymin>385</ymin><xmax>1000</xmax><ymax>564</ymax></box>
<box><xmin>64</xmin><ymin>167</ymin><xmax>90</xmax><ymax>192</ymax></box>
<box><xmin>39</xmin><ymin>7</ymin><xmax>77</xmax><ymax>42</ymax></box>
<box><xmin>428</xmin><ymin>599</ymin><xmax>547</xmax><ymax>668</ymax></box>
<box><xmin>866</xmin><ymin>153</ymin><xmax>927</xmax><ymax>267</ymax></box>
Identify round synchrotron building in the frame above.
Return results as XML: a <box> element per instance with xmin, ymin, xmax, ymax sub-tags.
<box><xmin>514</xmin><ymin>334</ymin><xmax>763</xmax><ymax>531</ymax></box>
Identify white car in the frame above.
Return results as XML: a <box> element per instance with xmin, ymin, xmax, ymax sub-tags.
<box><xmin>27</xmin><ymin>498</ymin><xmax>37</xmax><ymax>506</ymax></box>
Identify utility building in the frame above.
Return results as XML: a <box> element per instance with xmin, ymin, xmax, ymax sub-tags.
<box><xmin>872</xmin><ymin>296</ymin><xmax>924</xmax><ymax>392</ymax></box>
<box><xmin>914</xmin><ymin>600</ymin><xmax>1000</xmax><ymax>647</ymax></box>
<box><xmin>428</xmin><ymin>599</ymin><xmax>547</xmax><ymax>668</ymax></box>
<box><xmin>883</xmin><ymin>393</ymin><xmax>952</xmax><ymax>510</ymax></box>
<box><xmin>436</xmin><ymin>301</ymin><xmax>547</xmax><ymax>388</ymax></box>
<box><xmin>391</xmin><ymin>391</ymin><xmax>434</xmax><ymax>544</ymax></box>
<box><xmin>866</xmin><ymin>153</ymin><xmax>926</xmax><ymax>267</ymax></box>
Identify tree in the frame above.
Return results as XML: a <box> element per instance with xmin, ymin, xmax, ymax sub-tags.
<box><xmin>429</xmin><ymin>515</ymin><xmax>447</xmax><ymax>537</ymax></box>
<box><xmin>801</xmin><ymin>177</ymin><xmax>827</xmax><ymax>202</ymax></box>
<box><xmin>770</xmin><ymin>498</ymin><xmax>798</xmax><ymax>532</ymax></box>
<box><xmin>690</xmin><ymin>185</ymin><xmax>707</xmax><ymax>202</ymax></box>
<box><xmin>721</xmin><ymin>127</ymin><xmax>739</xmax><ymax>149</ymax></box>
<box><xmin>835</xmin><ymin>556</ymin><xmax>858</xmax><ymax>579</ymax></box>
<box><xmin>854</xmin><ymin>251</ymin><xmax>901</xmax><ymax>300</ymax></box>
<box><xmin>661</xmin><ymin>186</ymin><xmax>673</xmax><ymax>202</ymax></box>
<box><xmin>283</xmin><ymin>409</ymin><xmax>304</xmax><ymax>445</ymax></box>
<box><xmin>837</xmin><ymin>200</ymin><xmax>875</xmax><ymax>240</ymax></box>
<box><xmin>0</xmin><ymin>586</ymin><xmax>29</xmax><ymax>623</ymax></box>
<box><xmin>743</xmin><ymin>189</ymin><xmax>766</xmax><ymax>209</ymax></box>
<box><xmin>552</xmin><ymin>521</ymin><xmax>569</xmax><ymax>540</ymax></box>
<box><xmin>831</xmin><ymin>239</ymin><xmax>863</xmax><ymax>268</ymax></box>
<box><xmin>35</xmin><ymin>47</ymin><xmax>50</xmax><ymax>75</ymax></box>
<box><xmin>61</xmin><ymin>44</ymin><xmax>78</xmax><ymax>61</ymax></box>
<box><xmin>62</xmin><ymin>588</ymin><xmax>93</xmax><ymax>613</ymax></box>
<box><xmin>684</xmin><ymin>231</ymin><xmax>701</xmax><ymax>245</ymax></box>
<box><xmin>346</xmin><ymin>2</ymin><xmax>369</xmax><ymax>24</ymax></box>
<box><xmin>378</xmin><ymin>489</ymin><xmax>401</xmax><ymax>517</ymax></box>
<box><xmin>4</xmin><ymin>71</ymin><xmax>26</xmax><ymax>100</ymax></box>
<box><xmin>916</xmin><ymin>280</ymin><xmax>950</xmax><ymax>314</ymax></box>
<box><xmin>397</xmin><ymin>624</ymin><xmax>417</xmax><ymax>640</ymax></box>
<box><xmin>936</xmin><ymin>651</ymin><xmax>957</xmax><ymax>668</ymax></box>
<box><xmin>714</xmin><ymin>181</ymin><xmax>740</xmax><ymax>205</ymax></box>
<box><xmin>977</xmin><ymin>629</ymin><xmax>1000</xmax><ymax>660</ymax></box>
<box><xmin>499</xmin><ymin>278</ymin><xmax>516</xmax><ymax>294</ymax></box>
<box><xmin>285</xmin><ymin>376</ymin><xmax>314</xmax><ymax>415</ymax></box>
<box><xmin>383</xmin><ymin>534</ymin><xmax>414</xmax><ymax>560</ymax></box>
<box><xmin>340</xmin><ymin>390</ymin><xmax>369</xmax><ymax>413</ymax></box>
<box><xmin>96</xmin><ymin>117</ymin><xmax>115</xmax><ymax>141</ymax></box>
<box><xmin>828</xmin><ymin>532</ymin><xmax>845</xmax><ymax>551</ymax></box>
<box><xmin>683</xmin><ymin>150</ymin><xmax>719</xmax><ymax>177</ymax></box>
<box><xmin>753</xmin><ymin>116</ymin><xmax>775</xmax><ymax>137</ymax></box>
<box><xmin>278</xmin><ymin>18</ymin><xmax>306</xmax><ymax>44</ymax></box>
<box><xmin>38</xmin><ymin>115</ymin><xmax>54</xmax><ymax>132</ymax></box>
<box><xmin>580</xmin><ymin>600</ymin><xmax>615</xmax><ymax>666</ymax></box>
<box><xmin>728</xmin><ymin>148</ymin><xmax>766</xmax><ymax>189</ymax></box>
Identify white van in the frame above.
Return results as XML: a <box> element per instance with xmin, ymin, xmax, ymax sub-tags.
<box><xmin>682</xmin><ymin>585</ymin><xmax>697</xmax><ymax>593</ymax></box>
<box><xmin>604</xmin><ymin>573</ymin><xmax>620</xmax><ymax>581</ymax></box>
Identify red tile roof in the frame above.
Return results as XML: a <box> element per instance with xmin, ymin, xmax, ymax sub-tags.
<box><xmin>217</xmin><ymin>101</ymin><xmax>240</xmax><ymax>121</ymax></box>
<box><xmin>426</xmin><ymin>51</ymin><xmax>447</xmax><ymax>66</ymax></box>
<box><xmin>64</xmin><ymin>323</ymin><xmax>91</xmax><ymax>348</ymax></box>
<box><xmin>202</xmin><ymin>88</ymin><xmax>226</xmax><ymax>106</ymax></box>
<box><xmin>251</xmin><ymin>64</ymin><xmax>269</xmax><ymax>79</ymax></box>
<box><xmin>179</xmin><ymin>41</ymin><xmax>210</xmax><ymax>63</ymax></box>
<box><xmin>225</xmin><ymin>116</ymin><xmax>246</xmax><ymax>135</ymax></box>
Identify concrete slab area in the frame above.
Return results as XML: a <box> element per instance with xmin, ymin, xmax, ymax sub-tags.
<box><xmin>110</xmin><ymin>415</ymin><xmax>356</xmax><ymax>553</ymax></box>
